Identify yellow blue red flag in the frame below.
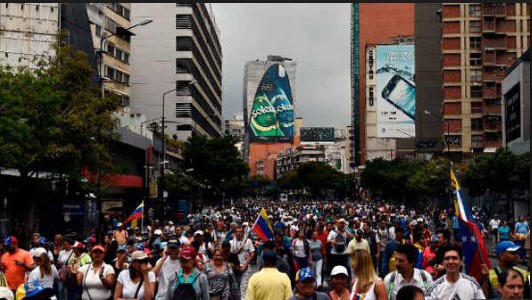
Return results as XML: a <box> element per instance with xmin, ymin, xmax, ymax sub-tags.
<box><xmin>252</xmin><ymin>208</ymin><xmax>274</xmax><ymax>241</ymax></box>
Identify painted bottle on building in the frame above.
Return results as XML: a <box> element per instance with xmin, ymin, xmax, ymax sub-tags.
<box><xmin>272</xmin><ymin>87</ymin><xmax>294</xmax><ymax>137</ymax></box>
<box><xmin>250</xmin><ymin>91</ymin><xmax>282</xmax><ymax>138</ymax></box>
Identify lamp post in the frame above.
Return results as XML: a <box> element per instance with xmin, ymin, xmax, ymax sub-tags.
<box><xmin>98</xmin><ymin>18</ymin><xmax>153</xmax><ymax>98</ymax></box>
<box><xmin>159</xmin><ymin>80</ymin><xmax>197</xmax><ymax>218</ymax></box>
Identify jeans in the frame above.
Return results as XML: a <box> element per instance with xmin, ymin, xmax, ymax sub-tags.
<box><xmin>295</xmin><ymin>256</ymin><xmax>309</xmax><ymax>270</ymax></box>
<box><xmin>312</xmin><ymin>259</ymin><xmax>323</xmax><ymax>286</ymax></box>
<box><xmin>56</xmin><ymin>281</ymin><xmax>65</xmax><ymax>300</ymax></box>
<box><xmin>239</xmin><ymin>268</ymin><xmax>252</xmax><ymax>300</ymax></box>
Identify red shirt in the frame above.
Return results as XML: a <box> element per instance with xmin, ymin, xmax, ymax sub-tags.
<box><xmin>317</xmin><ymin>230</ymin><xmax>329</xmax><ymax>256</ymax></box>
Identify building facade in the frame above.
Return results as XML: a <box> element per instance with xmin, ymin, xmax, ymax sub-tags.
<box><xmin>440</xmin><ymin>3</ymin><xmax>530</xmax><ymax>160</ymax></box>
<box><xmin>243</xmin><ymin>55</ymin><xmax>297</xmax><ymax>176</ymax></box>
<box><xmin>351</xmin><ymin>3</ymin><xmax>415</xmax><ymax>167</ymax></box>
<box><xmin>130</xmin><ymin>3</ymin><xmax>222</xmax><ymax>141</ymax></box>
<box><xmin>0</xmin><ymin>3</ymin><xmax>59</xmax><ymax>69</ymax></box>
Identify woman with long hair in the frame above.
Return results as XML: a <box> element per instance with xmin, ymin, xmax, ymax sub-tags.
<box><xmin>202</xmin><ymin>248</ymin><xmax>240</xmax><ymax>300</ymax></box>
<box><xmin>28</xmin><ymin>247</ymin><xmax>58</xmax><ymax>289</ymax></box>
<box><xmin>76</xmin><ymin>245</ymin><xmax>115</xmax><ymax>300</ymax></box>
<box><xmin>166</xmin><ymin>245</ymin><xmax>209</xmax><ymax>300</ymax></box>
<box><xmin>292</xmin><ymin>230</ymin><xmax>311</xmax><ymax>271</ymax></box>
<box><xmin>114</xmin><ymin>250</ymin><xmax>155</xmax><ymax>300</ymax></box>
<box><xmin>350</xmin><ymin>249</ymin><xmax>387</xmax><ymax>300</ymax></box>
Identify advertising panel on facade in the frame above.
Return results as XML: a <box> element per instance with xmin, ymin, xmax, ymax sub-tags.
<box><xmin>504</xmin><ymin>83</ymin><xmax>521</xmax><ymax>143</ymax></box>
<box><xmin>249</xmin><ymin>64</ymin><xmax>294</xmax><ymax>143</ymax></box>
<box><xmin>375</xmin><ymin>44</ymin><xmax>415</xmax><ymax>138</ymax></box>
<box><xmin>300</xmin><ymin>127</ymin><xmax>335</xmax><ymax>144</ymax></box>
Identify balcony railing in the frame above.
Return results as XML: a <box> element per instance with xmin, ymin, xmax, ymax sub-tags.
<box><xmin>471</xmin><ymin>141</ymin><xmax>484</xmax><ymax>149</ymax></box>
<box><xmin>482</xmin><ymin>19</ymin><xmax>496</xmax><ymax>32</ymax></box>
<box><xmin>482</xmin><ymin>38</ymin><xmax>507</xmax><ymax>49</ymax></box>
<box><xmin>483</xmin><ymin>120</ymin><xmax>502</xmax><ymax>131</ymax></box>
<box><xmin>483</xmin><ymin>52</ymin><xmax>496</xmax><ymax>65</ymax></box>
<box><xmin>483</xmin><ymin>86</ymin><xmax>499</xmax><ymax>99</ymax></box>
<box><xmin>482</xmin><ymin>4</ymin><xmax>506</xmax><ymax>17</ymax></box>
<box><xmin>484</xmin><ymin>139</ymin><xmax>501</xmax><ymax>148</ymax></box>
<box><xmin>483</xmin><ymin>103</ymin><xmax>502</xmax><ymax>115</ymax></box>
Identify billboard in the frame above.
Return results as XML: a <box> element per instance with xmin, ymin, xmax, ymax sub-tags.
<box><xmin>300</xmin><ymin>127</ymin><xmax>335</xmax><ymax>144</ymax></box>
<box><xmin>249</xmin><ymin>64</ymin><xmax>294</xmax><ymax>143</ymax></box>
<box><xmin>375</xmin><ymin>44</ymin><xmax>415</xmax><ymax>138</ymax></box>
<box><xmin>504</xmin><ymin>83</ymin><xmax>521</xmax><ymax>143</ymax></box>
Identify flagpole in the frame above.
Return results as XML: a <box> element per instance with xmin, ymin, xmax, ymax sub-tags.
<box><xmin>141</xmin><ymin>200</ymin><xmax>144</xmax><ymax>233</ymax></box>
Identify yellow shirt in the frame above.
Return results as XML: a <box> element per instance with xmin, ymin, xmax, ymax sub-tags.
<box><xmin>246</xmin><ymin>267</ymin><xmax>293</xmax><ymax>300</ymax></box>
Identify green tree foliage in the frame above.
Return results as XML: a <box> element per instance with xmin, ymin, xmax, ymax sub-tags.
<box><xmin>406</xmin><ymin>156</ymin><xmax>449</xmax><ymax>198</ymax></box>
<box><xmin>295</xmin><ymin>162</ymin><xmax>346</xmax><ymax>198</ymax></box>
<box><xmin>0</xmin><ymin>31</ymin><xmax>119</xmax><ymax>179</ymax></box>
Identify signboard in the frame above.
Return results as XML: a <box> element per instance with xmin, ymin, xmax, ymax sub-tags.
<box><xmin>504</xmin><ymin>83</ymin><xmax>521</xmax><ymax>143</ymax></box>
<box><xmin>300</xmin><ymin>127</ymin><xmax>335</xmax><ymax>143</ymax></box>
<box><xmin>249</xmin><ymin>64</ymin><xmax>294</xmax><ymax>143</ymax></box>
<box><xmin>376</xmin><ymin>44</ymin><xmax>416</xmax><ymax>138</ymax></box>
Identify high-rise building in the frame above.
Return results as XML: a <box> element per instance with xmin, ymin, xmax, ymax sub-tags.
<box><xmin>86</xmin><ymin>3</ymin><xmax>132</xmax><ymax>106</ymax></box>
<box><xmin>130</xmin><ymin>3</ymin><xmax>222</xmax><ymax>140</ymax></box>
<box><xmin>351</xmin><ymin>3</ymin><xmax>414</xmax><ymax>166</ymax></box>
<box><xmin>243</xmin><ymin>55</ymin><xmax>297</xmax><ymax>176</ymax></box>
<box><xmin>440</xmin><ymin>3</ymin><xmax>529</xmax><ymax>160</ymax></box>
<box><xmin>0</xmin><ymin>3</ymin><xmax>59</xmax><ymax>69</ymax></box>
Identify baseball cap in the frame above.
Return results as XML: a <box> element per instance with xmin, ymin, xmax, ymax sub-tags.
<box><xmin>0</xmin><ymin>287</ymin><xmax>14</xmax><ymax>300</ymax></box>
<box><xmin>179</xmin><ymin>246</ymin><xmax>196</xmax><ymax>260</ymax></box>
<box><xmin>91</xmin><ymin>245</ymin><xmax>105</xmax><ymax>253</ymax></box>
<box><xmin>356</xmin><ymin>229</ymin><xmax>364</xmax><ymax>236</ymax></box>
<box><xmin>72</xmin><ymin>241</ymin><xmax>85</xmax><ymax>249</ymax></box>
<box><xmin>337</xmin><ymin>218</ymin><xmax>347</xmax><ymax>224</ymax></box>
<box><xmin>84</xmin><ymin>236</ymin><xmax>96</xmax><ymax>244</ymax></box>
<box><xmin>496</xmin><ymin>241</ymin><xmax>522</xmax><ymax>256</ymax></box>
<box><xmin>131</xmin><ymin>250</ymin><xmax>149</xmax><ymax>261</ymax></box>
<box><xmin>4</xmin><ymin>235</ymin><xmax>18</xmax><ymax>246</ymax></box>
<box><xmin>330</xmin><ymin>265</ymin><xmax>349</xmax><ymax>277</ymax></box>
<box><xmin>167</xmin><ymin>239</ymin><xmax>179</xmax><ymax>248</ymax></box>
<box><xmin>154</xmin><ymin>229</ymin><xmax>162</xmax><ymax>235</ymax></box>
<box><xmin>194</xmin><ymin>230</ymin><xmax>204</xmax><ymax>236</ymax></box>
<box><xmin>16</xmin><ymin>281</ymin><xmax>53</xmax><ymax>300</ymax></box>
<box><xmin>296</xmin><ymin>267</ymin><xmax>315</xmax><ymax>282</ymax></box>
<box><xmin>32</xmin><ymin>247</ymin><xmax>47</xmax><ymax>259</ymax></box>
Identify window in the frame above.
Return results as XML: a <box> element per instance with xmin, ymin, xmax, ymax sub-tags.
<box><xmin>469</xmin><ymin>21</ymin><xmax>481</xmax><ymax>33</ymax></box>
<box><xmin>105</xmin><ymin>67</ymin><xmax>115</xmax><ymax>79</ymax></box>
<box><xmin>470</xmin><ymin>53</ymin><xmax>482</xmax><ymax>66</ymax></box>
<box><xmin>115</xmin><ymin>49</ymin><xmax>123</xmax><ymax>61</ymax></box>
<box><xmin>471</xmin><ymin>118</ymin><xmax>483</xmax><ymax>131</ymax></box>
<box><xmin>107</xmin><ymin>43</ymin><xmax>115</xmax><ymax>56</ymax></box>
<box><xmin>469</xmin><ymin>5</ymin><xmax>481</xmax><ymax>17</ymax></box>
<box><xmin>95</xmin><ymin>25</ymin><xmax>101</xmax><ymax>37</ymax></box>
<box><xmin>51</xmin><ymin>6</ymin><xmax>53</xmax><ymax>12</ymax></box>
<box><xmin>36</xmin><ymin>5</ymin><xmax>39</xmax><ymax>11</ymax></box>
<box><xmin>471</xmin><ymin>135</ymin><xmax>483</xmax><ymax>147</ymax></box>
<box><xmin>123</xmin><ymin>52</ymin><xmax>129</xmax><ymax>63</ymax></box>
<box><xmin>21</xmin><ymin>4</ymin><xmax>24</xmax><ymax>10</ymax></box>
<box><xmin>471</xmin><ymin>86</ymin><xmax>482</xmax><ymax>97</ymax></box>
<box><xmin>123</xmin><ymin>7</ymin><xmax>130</xmax><ymax>20</ymax></box>
<box><xmin>470</xmin><ymin>69</ymin><xmax>482</xmax><ymax>82</ymax></box>
<box><xmin>470</xmin><ymin>37</ymin><xmax>481</xmax><ymax>49</ymax></box>
<box><xmin>471</xmin><ymin>102</ymin><xmax>483</xmax><ymax>113</ymax></box>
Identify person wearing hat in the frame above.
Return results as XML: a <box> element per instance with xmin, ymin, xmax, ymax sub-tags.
<box><xmin>75</xmin><ymin>245</ymin><xmax>115</xmax><ymax>300</ymax></box>
<box><xmin>0</xmin><ymin>236</ymin><xmax>35</xmax><ymax>292</ymax></box>
<box><xmin>15</xmin><ymin>281</ymin><xmax>54</xmax><ymax>300</ymax></box>
<box><xmin>115</xmin><ymin>250</ymin><xmax>156</xmax><ymax>300</ymax></box>
<box><xmin>246</xmin><ymin>249</ymin><xmax>293</xmax><ymax>300</ymax></box>
<box><xmin>165</xmin><ymin>246</ymin><xmax>209</xmax><ymax>300</ymax></box>
<box><xmin>153</xmin><ymin>239</ymin><xmax>181</xmax><ymax>300</ymax></box>
<box><xmin>480</xmin><ymin>240</ymin><xmax>529</xmax><ymax>298</ymax></box>
<box><xmin>289</xmin><ymin>268</ymin><xmax>329</xmax><ymax>300</ymax></box>
<box><xmin>327</xmin><ymin>219</ymin><xmax>353</xmax><ymax>278</ymax></box>
<box><xmin>347</xmin><ymin>229</ymin><xmax>370</xmax><ymax>256</ymax></box>
<box><xmin>113</xmin><ymin>223</ymin><xmax>128</xmax><ymax>247</ymax></box>
<box><xmin>65</xmin><ymin>241</ymin><xmax>91</xmax><ymax>300</ymax></box>
<box><xmin>328</xmin><ymin>266</ymin><xmax>350</xmax><ymax>300</ymax></box>
<box><xmin>28</xmin><ymin>248</ymin><xmax>57</xmax><ymax>289</ymax></box>
<box><xmin>192</xmin><ymin>230</ymin><xmax>213</xmax><ymax>265</ymax></box>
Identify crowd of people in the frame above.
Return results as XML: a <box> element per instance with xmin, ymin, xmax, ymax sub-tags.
<box><xmin>0</xmin><ymin>194</ymin><xmax>529</xmax><ymax>300</ymax></box>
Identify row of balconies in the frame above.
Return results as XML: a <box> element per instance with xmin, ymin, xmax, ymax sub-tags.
<box><xmin>482</xmin><ymin>4</ymin><xmax>506</xmax><ymax>17</ymax></box>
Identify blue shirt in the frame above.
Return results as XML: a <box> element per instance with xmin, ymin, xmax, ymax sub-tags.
<box><xmin>515</xmin><ymin>222</ymin><xmax>529</xmax><ymax>235</ymax></box>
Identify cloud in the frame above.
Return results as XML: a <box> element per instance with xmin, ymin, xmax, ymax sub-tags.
<box><xmin>211</xmin><ymin>3</ymin><xmax>351</xmax><ymax>128</ymax></box>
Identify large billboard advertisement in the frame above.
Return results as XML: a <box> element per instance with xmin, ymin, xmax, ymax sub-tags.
<box><xmin>300</xmin><ymin>127</ymin><xmax>335</xmax><ymax>144</ymax></box>
<box><xmin>249</xmin><ymin>64</ymin><xmax>294</xmax><ymax>143</ymax></box>
<box><xmin>504</xmin><ymin>83</ymin><xmax>521</xmax><ymax>143</ymax></box>
<box><xmin>376</xmin><ymin>44</ymin><xmax>415</xmax><ymax>138</ymax></box>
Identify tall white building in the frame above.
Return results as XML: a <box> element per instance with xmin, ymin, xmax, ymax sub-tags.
<box><xmin>130</xmin><ymin>3</ymin><xmax>222</xmax><ymax>140</ymax></box>
<box><xmin>0</xmin><ymin>3</ymin><xmax>59</xmax><ymax>69</ymax></box>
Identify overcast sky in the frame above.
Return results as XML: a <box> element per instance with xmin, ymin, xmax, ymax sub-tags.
<box><xmin>211</xmin><ymin>3</ymin><xmax>351</xmax><ymax>128</ymax></box>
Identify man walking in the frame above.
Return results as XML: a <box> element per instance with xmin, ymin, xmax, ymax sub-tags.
<box><xmin>0</xmin><ymin>236</ymin><xmax>35</xmax><ymax>293</ymax></box>
<box><xmin>246</xmin><ymin>249</ymin><xmax>292</xmax><ymax>300</ymax></box>
<box><xmin>230</xmin><ymin>225</ymin><xmax>256</xmax><ymax>299</ymax></box>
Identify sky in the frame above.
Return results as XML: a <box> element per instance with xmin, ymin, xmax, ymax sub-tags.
<box><xmin>211</xmin><ymin>3</ymin><xmax>352</xmax><ymax>128</ymax></box>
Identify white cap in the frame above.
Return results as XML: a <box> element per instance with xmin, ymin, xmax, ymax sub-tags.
<box><xmin>409</xmin><ymin>220</ymin><xmax>418</xmax><ymax>227</ymax></box>
<box><xmin>154</xmin><ymin>229</ymin><xmax>162</xmax><ymax>235</ymax></box>
<box><xmin>194</xmin><ymin>230</ymin><xmax>204</xmax><ymax>236</ymax></box>
<box><xmin>330</xmin><ymin>265</ymin><xmax>349</xmax><ymax>277</ymax></box>
<box><xmin>0</xmin><ymin>287</ymin><xmax>14</xmax><ymax>300</ymax></box>
<box><xmin>168</xmin><ymin>221</ymin><xmax>174</xmax><ymax>225</ymax></box>
<box><xmin>32</xmin><ymin>247</ymin><xmax>47</xmax><ymax>258</ymax></box>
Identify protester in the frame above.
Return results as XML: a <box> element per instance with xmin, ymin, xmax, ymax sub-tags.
<box><xmin>0</xmin><ymin>236</ymin><xmax>35</xmax><ymax>292</ymax></box>
<box><xmin>396</xmin><ymin>285</ymin><xmax>425</xmax><ymax>300</ymax></box>
<box><xmin>229</xmin><ymin>226</ymin><xmax>255</xmax><ymax>298</ymax></box>
<box><xmin>246</xmin><ymin>249</ymin><xmax>292</xmax><ymax>300</ymax></box>
<box><xmin>153</xmin><ymin>239</ymin><xmax>181</xmax><ymax>300</ymax></box>
<box><xmin>350</xmin><ymin>249</ymin><xmax>387</xmax><ymax>300</ymax></box>
<box><xmin>327</xmin><ymin>219</ymin><xmax>352</xmax><ymax>277</ymax></box>
<box><xmin>203</xmin><ymin>248</ymin><xmax>239</xmax><ymax>300</ymax></box>
<box><xmin>28</xmin><ymin>248</ymin><xmax>57</xmax><ymax>289</ymax></box>
<box><xmin>289</xmin><ymin>268</ymin><xmax>330</xmax><ymax>300</ymax></box>
<box><xmin>76</xmin><ymin>245</ymin><xmax>115</xmax><ymax>300</ymax></box>
<box><xmin>497</xmin><ymin>268</ymin><xmax>525</xmax><ymax>300</ymax></box>
<box><xmin>309</xmin><ymin>231</ymin><xmax>324</xmax><ymax>287</ymax></box>
<box><xmin>114</xmin><ymin>250</ymin><xmax>155</xmax><ymax>300</ymax></box>
<box><xmin>327</xmin><ymin>266</ymin><xmax>350</xmax><ymax>300</ymax></box>
<box><xmin>166</xmin><ymin>246</ymin><xmax>209</xmax><ymax>300</ymax></box>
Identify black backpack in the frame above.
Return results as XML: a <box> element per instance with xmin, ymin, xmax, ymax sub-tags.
<box><xmin>172</xmin><ymin>273</ymin><xmax>199</xmax><ymax>300</ymax></box>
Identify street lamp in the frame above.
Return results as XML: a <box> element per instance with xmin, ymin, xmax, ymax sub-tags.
<box><xmin>98</xmin><ymin>18</ymin><xmax>153</xmax><ymax>98</ymax></box>
<box><xmin>159</xmin><ymin>80</ymin><xmax>197</xmax><ymax>217</ymax></box>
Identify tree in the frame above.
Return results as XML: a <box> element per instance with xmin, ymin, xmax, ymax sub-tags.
<box><xmin>295</xmin><ymin>162</ymin><xmax>345</xmax><ymax>199</ymax></box>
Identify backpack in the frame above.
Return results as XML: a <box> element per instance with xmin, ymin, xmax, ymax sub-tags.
<box><xmin>387</xmin><ymin>270</ymin><xmax>429</xmax><ymax>299</ymax></box>
<box><xmin>172</xmin><ymin>272</ymin><xmax>199</xmax><ymax>300</ymax></box>
<box><xmin>334</xmin><ymin>231</ymin><xmax>346</xmax><ymax>253</ymax></box>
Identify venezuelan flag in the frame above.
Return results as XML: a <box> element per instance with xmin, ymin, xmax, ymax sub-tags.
<box><xmin>252</xmin><ymin>208</ymin><xmax>274</xmax><ymax>241</ymax></box>
<box><xmin>450</xmin><ymin>165</ymin><xmax>490</xmax><ymax>282</ymax></box>
<box><xmin>123</xmin><ymin>201</ymin><xmax>144</xmax><ymax>225</ymax></box>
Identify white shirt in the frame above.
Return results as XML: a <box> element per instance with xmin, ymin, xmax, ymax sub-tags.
<box><xmin>327</xmin><ymin>230</ymin><xmax>348</xmax><ymax>255</ymax></box>
<box><xmin>489</xmin><ymin>219</ymin><xmax>500</xmax><ymax>230</ymax></box>
<box><xmin>426</xmin><ymin>273</ymin><xmax>486</xmax><ymax>300</ymax></box>
<box><xmin>28</xmin><ymin>265</ymin><xmax>58</xmax><ymax>288</ymax></box>
<box><xmin>78</xmin><ymin>263</ymin><xmax>115</xmax><ymax>300</ymax></box>
<box><xmin>230</xmin><ymin>237</ymin><xmax>255</xmax><ymax>266</ymax></box>
<box><xmin>383</xmin><ymin>269</ymin><xmax>434</xmax><ymax>300</ymax></box>
<box><xmin>154</xmin><ymin>258</ymin><xmax>181</xmax><ymax>300</ymax></box>
<box><xmin>29</xmin><ymin>248</ymin><xmax>54</xmax><ymax>262</ymax></box>
<box><xmin>58</xmin><ymin>249</ymin><xmax>73</xmax><ymax>266</ymax></box>
<box><xmin>292</xmin><ymin>239</ymin><xmax>307</xmax><ymax>258</ymax></box>
<box><xmin>117</xmin><ymin>269</ymin><xmax>156</xmax><ymax>300</ymax></box>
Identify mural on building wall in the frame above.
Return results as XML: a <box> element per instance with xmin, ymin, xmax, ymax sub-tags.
<box><xmin>249</xmin><ymin>64</ymin><xmax>294</xmax><ymax>143</ymax></box>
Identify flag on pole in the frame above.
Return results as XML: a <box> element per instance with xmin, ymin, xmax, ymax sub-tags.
<box><xmin>252</xmin><ymin>208</ymin><xmax>274</xmax><ymax>242</ymax></box>
<box><xmin>450</xmin><ymin>165</ymin><xmax>490</xmax><ymax>282</ymax></box>
<box><xmin>123</xmin><ymin>201</ymin><xmax>144</xmax><ymax>227</ymax></box>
